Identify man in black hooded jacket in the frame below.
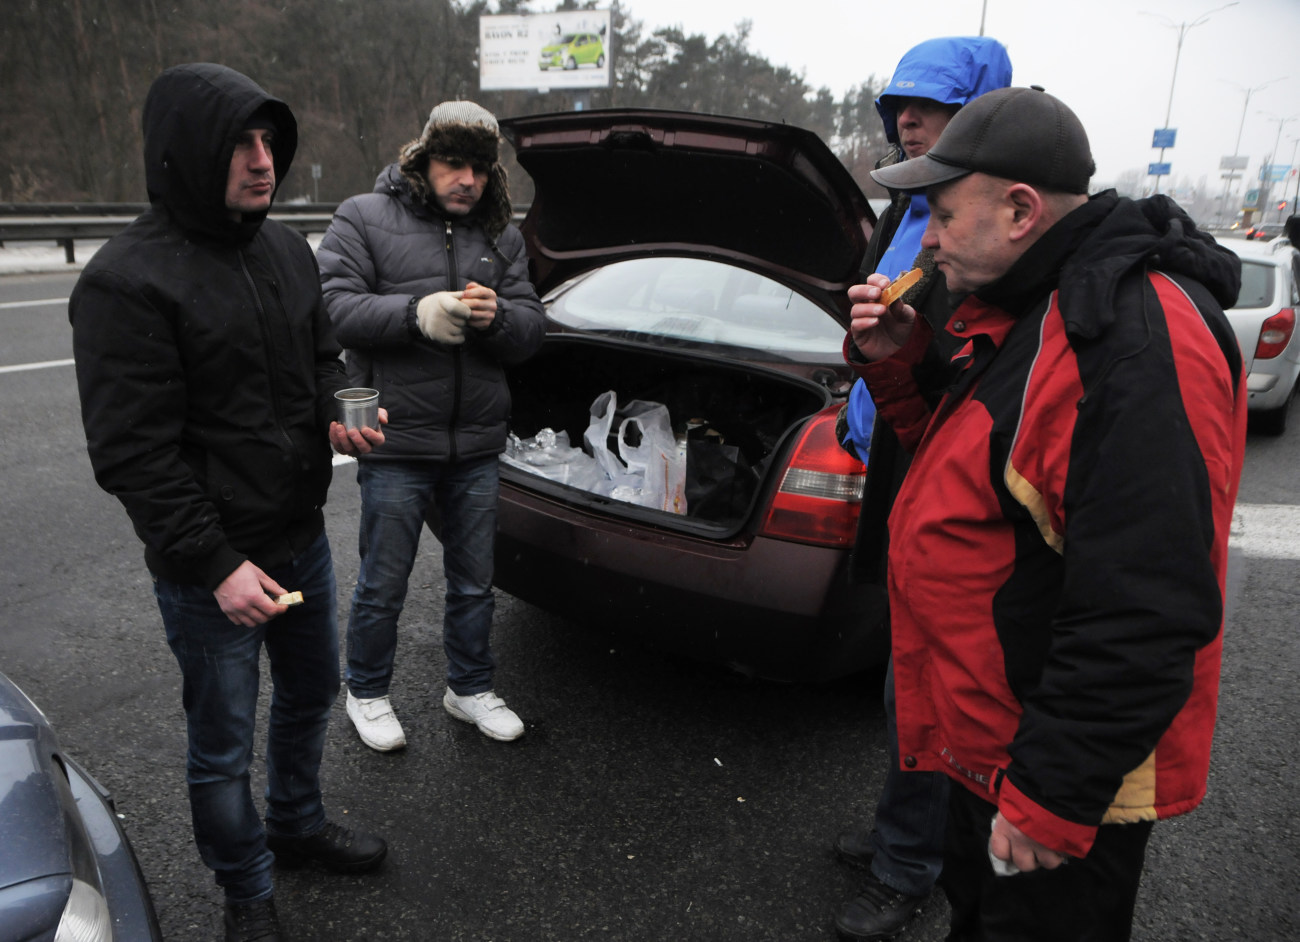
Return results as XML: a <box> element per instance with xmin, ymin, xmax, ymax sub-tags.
<box><xmin>70</xmin><ymin>63</ymin><xmax>386</xmax><ymax>942</ymax></box>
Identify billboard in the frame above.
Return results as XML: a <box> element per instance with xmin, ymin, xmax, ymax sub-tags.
<box><xmin>480</xmin><ymin>11</ymin><xmax>611</xmax><ymax>92</ymax></box>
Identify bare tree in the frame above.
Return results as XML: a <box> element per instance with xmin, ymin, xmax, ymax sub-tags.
<box><xmin>0</xmin><ymin>0</ymin><xmax>897</xmax><ymax>206</ymax></box>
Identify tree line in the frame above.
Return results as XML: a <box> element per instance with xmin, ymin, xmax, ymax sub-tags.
<box><xmin>0</xmin><ymin>0</ymin><xmax>894</xmax><ymax>206</ymax></box>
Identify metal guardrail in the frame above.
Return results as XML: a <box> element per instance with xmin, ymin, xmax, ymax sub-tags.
<box><xmin>0</xmin><ymin>203</ymin><xmax>339</xmax><ymax>263</ymax></box>
<box><xmin>0</xmin><ymin>202</ymin><xmax>531</xmax><ymax>264</ymax></box>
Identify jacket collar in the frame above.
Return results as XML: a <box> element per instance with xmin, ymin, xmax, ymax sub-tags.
<box><xmin>971</xmin><ymin>190</ymin><xmax>1242</xmax><ymax>340</ymax></box>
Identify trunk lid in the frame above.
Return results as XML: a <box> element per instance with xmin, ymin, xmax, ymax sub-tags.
<box><xmin>500</xmin><ymin>108</ymin><xmax>875</xmax><ymax>318</ymax></box>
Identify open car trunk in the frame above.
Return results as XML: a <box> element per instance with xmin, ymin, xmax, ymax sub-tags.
<box><xmin>502</xmin><ymin>335</ymin><xmax>830</xmax><ymax>533</ymax></box>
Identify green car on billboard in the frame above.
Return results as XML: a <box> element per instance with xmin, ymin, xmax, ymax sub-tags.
<box><xmin>539</xmin><ymin>32</ymin><xmax>605</xmax><ymax>71</ymax></box>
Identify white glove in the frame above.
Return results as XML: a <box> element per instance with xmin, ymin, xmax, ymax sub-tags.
<box><xmin>415</xmin><ymin>291</ymin><xmax>470</xmax><ymax>345</ymax></box>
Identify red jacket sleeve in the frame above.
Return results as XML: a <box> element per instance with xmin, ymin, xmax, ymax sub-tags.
<box><xmin>844</xmin><ymin>318</ymin><xmax>938</xmax><ymax>454</ymax></box>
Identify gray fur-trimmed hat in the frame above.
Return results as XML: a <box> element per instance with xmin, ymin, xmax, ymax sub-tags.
<box><xmin>415</xmin><ymin>100</ymin><xmax>500</xmax><ymax>167</ymax></box>
<box><xmin>422</xmin><ymin>100</ymin><xmax>498</xmax><ymax>138</ymax></box>
<box><xmin>399</xmin><ymin>99</ymin><xmax>511</xmax><ymax>237</ymax></box>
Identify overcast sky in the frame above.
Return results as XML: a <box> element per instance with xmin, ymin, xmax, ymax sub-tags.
<box><xmin>615</xmin><ymin>0</ymin><xmax>1300</xmax><ymax>198</ymax></box>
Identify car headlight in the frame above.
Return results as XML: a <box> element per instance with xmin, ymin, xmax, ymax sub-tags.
<box><xmin>50</xmin><ymin>756</ymin><xmax>115</xmax><ymax>942</ymax></box>
<box><xmin>55</xmin><ymin>878</ymin><xmax>113</xmax><ymax>942</ymax></box>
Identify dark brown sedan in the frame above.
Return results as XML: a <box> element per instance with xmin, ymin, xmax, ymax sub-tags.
<box><xmin>489</xmin><ymin>109</ymin><xmax>900</xmax><ymax>681</ymax></box>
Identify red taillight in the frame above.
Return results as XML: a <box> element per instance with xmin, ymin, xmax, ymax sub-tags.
<box><xmin>1256</xmin><ymin>308</ymin><xmax>1295</xmax><ymax>360</ymax></box>
<box><xmin>759</xmin><ymin>406</ymin><xmax>866</xmax><ymax>547</ymax></box>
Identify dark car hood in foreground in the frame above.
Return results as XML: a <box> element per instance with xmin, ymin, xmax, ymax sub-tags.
<box><xmin>0</xmin><ymin>673</ymin><xmax>70</xmax><ymax>891</ymax></box>
<box><xmin>501</xmin><ymin>108</ymin><xmax>875</xmax><ymax>314</ymax></box>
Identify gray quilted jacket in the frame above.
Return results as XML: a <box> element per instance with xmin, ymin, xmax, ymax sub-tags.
<box><xmin>318</xmin><ymin>163</ymin><xmax>546</xmax><ymax>462</ymax></box>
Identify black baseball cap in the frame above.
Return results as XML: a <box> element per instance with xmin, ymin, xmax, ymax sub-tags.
<box><xmin>871</xmin><ymin>85</ymin><xmax>1095</xmax><ymax>194</ymax></box>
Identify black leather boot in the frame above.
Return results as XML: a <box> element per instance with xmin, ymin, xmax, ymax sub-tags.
<box><xmin>224</xmin><ymin>897</ymin><xmax>284</xmax><ymax>942</ymax></box>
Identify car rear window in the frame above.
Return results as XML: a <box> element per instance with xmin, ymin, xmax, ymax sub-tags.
<box><xmin>545</xmin><ymin>257</ymin><xmax>845</xmax><ymax>357</ymax></box>
<box><xmin>1235</xmin><ymin>260</ymin><xmax>1275</xmax><ymax>309</ymax></box>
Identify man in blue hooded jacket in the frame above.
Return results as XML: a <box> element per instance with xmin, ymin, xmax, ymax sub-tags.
<box><xmin>832</xmin><ymin>36</ymin><xmax>1012</xmax><ymax>942</ymax></box>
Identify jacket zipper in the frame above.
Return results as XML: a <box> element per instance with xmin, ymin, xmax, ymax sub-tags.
<box><xmin>238</xmin><ymin>248</ymin><xmax>299</xmax><ymax>461</ymax></box>
<box><xmin>445</xmin><ymin>220</ymin><xmax>462</xmax><ymax>464</ymax></box>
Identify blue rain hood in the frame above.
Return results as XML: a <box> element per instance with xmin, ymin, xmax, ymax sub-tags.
<box><xmin>876</xmin><ymin>36</ymin><xmax>1013</xmax><ymax>146</ymax></box>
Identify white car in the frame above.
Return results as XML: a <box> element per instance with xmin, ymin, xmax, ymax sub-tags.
<box><xmin>1218</xmin><ymin>237</ymin><xmax>1300</xmax><ymax>434</ymax></box>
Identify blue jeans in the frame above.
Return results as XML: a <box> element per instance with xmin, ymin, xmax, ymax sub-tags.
<box><xmin>155</xmin><ymin>531</ymin><xmax>340</xmax><ymax>903</ymax></box>
<box><xmin>346</xmin><ymin>457</ymin><xmax>499</xmax><ymax>698</ymax></box>
<box><xmin>869</xmin><ymin>658</ymin><xmax>949</xmax><ymax>897</ymax></box>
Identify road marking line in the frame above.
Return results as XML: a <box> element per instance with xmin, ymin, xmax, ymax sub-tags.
<box><xmin>0</xmin><ymin>298</ymin><xmax>66</xmax><ymax>309</ymax></box>
<box><xmin>0</xmin><ymin>358</ymin><xmax>74</xmax><ymax>374</ymax></box>
<box><xmin>1232</xmin><ymin>503</ymin><xmax>1300</xmax><ymax>560</ymax></box>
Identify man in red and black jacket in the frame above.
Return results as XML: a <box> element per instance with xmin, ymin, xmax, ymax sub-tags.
<box><xmin>846</xmin><ymin>86</ymin><xmax>1246</xmax><ymax>941</ymax></box>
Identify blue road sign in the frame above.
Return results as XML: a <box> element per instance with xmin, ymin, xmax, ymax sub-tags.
<box><xmin>1152</xmin><ymin>129</ymin><xmax>1177</xmax><ymax>149</ymax></box>
<box><xmin>1149</xmin><ymin>162</ymin><xmax>1172</xmax><ymax>176</ymax></box>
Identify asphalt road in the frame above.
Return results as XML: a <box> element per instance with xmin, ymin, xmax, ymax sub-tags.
<box><xmin>1</xmin><ymin>270</ymin><xmax>1297</xmax><ymax>941</ymax></box>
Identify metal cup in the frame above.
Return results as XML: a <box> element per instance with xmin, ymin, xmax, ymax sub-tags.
<box><xmin>335</xmin><ymin>387</ymin><xmax>379</xmax><ymax>431</ymax></box>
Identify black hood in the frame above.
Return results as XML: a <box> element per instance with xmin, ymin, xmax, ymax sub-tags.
<box><xmin>1059</xmin><ymin>192</ymin><xmax>1241</xmax><ymax>338</ymax></box>
<box><xmin>980</xmin><ymin>191</ymin><xmax>1242</xmax><ymax>337</ymax></box>
<box><xmin>142</xmin><ymin>63</ymin><xmax>297</xmax><ymax>243</ymax></box>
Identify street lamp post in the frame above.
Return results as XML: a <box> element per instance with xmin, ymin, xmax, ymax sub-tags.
<box><xmin>1142</xmin><ymin>3</ymin><xmax>1237</xmax><ymax>195</ymax></box>
<box><xmin>1290</xmin><ymin>136</ymin><xmax>1300</xmax><ymax>216</ymax></box>
<box><xmin>1218</xmin><ymin>78</ymin><xmax>1286</xmax><ymax>221</ymax></box>
<box><xmin>1258</xmin><ymin>113</ymin><xmax>1300</xmax><ymax>224</ymax></box>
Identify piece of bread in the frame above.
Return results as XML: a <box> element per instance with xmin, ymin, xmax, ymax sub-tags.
<box><xmin>274</xmin><ymin>591</ymin><xmax>304</xmax><ymax>606</ymax></box>
<box><xmin>881</xmin><ymin>267</ymin><xmax>923</xmax><ymax>306</ymax></box>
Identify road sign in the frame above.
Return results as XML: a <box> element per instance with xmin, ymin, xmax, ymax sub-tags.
<box><xmin>1148</xmin><ymin>162</ymin><xmax>1172</xmax><ymax>176</ymax></box>
<box><xmin>1220</xmin><ymin>155</ymin><xmax>1249</xmax><ymax>171</ymax></box>
<box><xmin>1152</xmin><ymin>129</ymin><xmax>1177</xmax><ymax>149</ymax></box>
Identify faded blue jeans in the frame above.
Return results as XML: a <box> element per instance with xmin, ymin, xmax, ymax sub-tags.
<box><xmin>869</xmin><ymin>658</ymin><xmax>950</xmax><ymax>897</ymax></box>
<box><xmin>345</xmin><ymin>457</ymin><xmax>499</xmax><ymax>699</ymax></box>
<box><xmin>155</xmin><ymin>531</ymin><xmax>340</xmax><ymax>903</ymax></box>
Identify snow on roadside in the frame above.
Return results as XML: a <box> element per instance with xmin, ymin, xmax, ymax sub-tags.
<box><xmin>0</xmin><ymin>233</ymin><xmax>325</xmax><ymax>276</ymax></box>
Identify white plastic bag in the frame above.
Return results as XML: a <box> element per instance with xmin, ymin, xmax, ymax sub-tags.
<box><xmin>582</xmin><ymin>391</ymin><xmax>634</xmax><ymax>488</ymax></box>
<box><xmin>616</xmin><ymin>400</ymin><xmax>687</xmax><ymax>515</ymax></box>
<box><xmin>500</xmin><ymin>429</ymin><xmax>608</xmax><ymax>492</ymax></box>
<box><xmin>582</xmin><ymin>391</ymin><xmax>687</xmax><ymax>514</ymax></box>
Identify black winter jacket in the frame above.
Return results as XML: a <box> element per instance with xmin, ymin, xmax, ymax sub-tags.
<box><xmin>69</xmin><ymin>64</ymin><xmax>347</xmax><ymax>590</ymax></box>
<box><xmin>317</xmin><ymin>164</ymin><xmax>546</xmax><ymax>463</ymax></box>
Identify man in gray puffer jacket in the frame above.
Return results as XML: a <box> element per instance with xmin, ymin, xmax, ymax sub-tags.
<box><xmin>319</xmin><ymin>100</ymin><xmax>545</xmax><ymax>750</ymax></box>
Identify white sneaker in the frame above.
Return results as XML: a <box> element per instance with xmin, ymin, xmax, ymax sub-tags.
<box><xmin>442</xmin><ymin>689</ymin><xmax>524</xmax><ymax>741</ymax></box>
<box><xmin>346</xmin><ymin>691</ymin><xmax>406</xmax><ymax>752</ymax></box>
